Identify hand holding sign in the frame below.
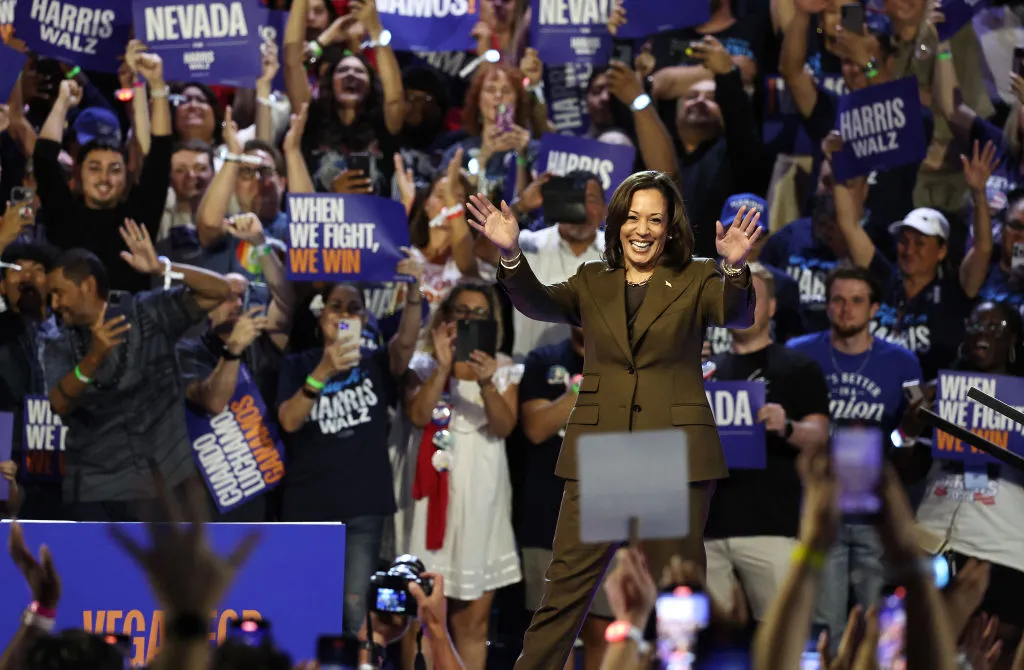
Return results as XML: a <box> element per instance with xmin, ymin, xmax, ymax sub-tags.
<box><xmin>129</xmin><ymin>42</ymin><xmax>165</xmax><ymax>86</ymax></box>
<box><xmin>607</xmin><ymin>0</ymin><xmax>627</xmax><ymax>36</ymax></box>
<box><xmin>57</xmin><ymin>79</ymin><xmax>82</xmax><ymax>109</ymax></box>
<box><xmin>466</xmin><ymin>194</ymin><xmax>522</xmax><ymax>254</ymax></box>
<box><xmin>396</xmin><ymin>247</ymin><xmax>425</xmax><ymax>285</ymax></box>
<box><xmin>8</xmin><ymin>521</ymin><xmax>61</xmax><ymax>609</ymax></box>
<box><xmin>715</xmin><ymin>205</ymin><xmax>762</xmax><ymax>267</ymax></box>
<box><xmin>602</xmin><ymin>548</ymin><xmax>657</xmax><ymax>629</ymax></box>
<box><xmin>961</xmin><ymin>140</ymin><xmax>1000</xmax><ymax>193</ymax></box>
<box><xmin>89</xmin><ymin>304</ymin><xmax>132</xmax><ymax>361</ymax></box>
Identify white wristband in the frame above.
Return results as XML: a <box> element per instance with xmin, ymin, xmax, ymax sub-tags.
<box><xmin>22</xmin><ymin>609</ymin><xmax>56</xmax><ymax>633</ymax></box>
<box><xmin>159</xmin><ymin>256</ymin><xmax>185</xmax><ymax>290</ymax></box>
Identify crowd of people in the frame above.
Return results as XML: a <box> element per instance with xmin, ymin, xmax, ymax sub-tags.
<box><xmin>0</xmin><ymin>0</ymin><xmax>1023</xmax><ymax>667</ymax></box>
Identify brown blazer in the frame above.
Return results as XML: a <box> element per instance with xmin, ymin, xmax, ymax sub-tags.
<box><xmin>498</xmin><ymin>255</ymin><xmax>755</xmax><ymax>483</ymax></box>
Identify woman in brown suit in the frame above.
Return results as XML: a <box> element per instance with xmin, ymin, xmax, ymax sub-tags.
<box><xmin>465</xmin><ymin>170</ymin><xmax>762</xmax><ymax>670</ymax></box>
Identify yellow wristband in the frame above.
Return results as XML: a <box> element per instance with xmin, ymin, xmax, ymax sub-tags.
<box><xmin>792</xmin><ymin>543</ymin><xmax>827</xmax><ymax>570</ymax></box>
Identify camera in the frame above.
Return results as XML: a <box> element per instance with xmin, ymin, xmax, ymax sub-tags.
<box><xmin>368</xmin><ymin>554</ymin><xmax>434</xmax><ymax>617</ymax></box>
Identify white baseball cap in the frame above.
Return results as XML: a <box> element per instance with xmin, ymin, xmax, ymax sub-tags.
<box><xmin>888</xmin><ymin>207</ymin><xmax>950</xmax><ymax>241</ymax></box>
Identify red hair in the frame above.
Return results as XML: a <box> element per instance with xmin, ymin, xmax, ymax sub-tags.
<box><xmin>462</xmin><ymin>61</ymin><xmax>529</xmax><ymax>137</ymax></box>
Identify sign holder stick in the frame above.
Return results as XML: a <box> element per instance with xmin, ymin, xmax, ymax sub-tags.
<box><xmin>920</xmin><ymin>408</ymin><xmax>1024</xmax><ymax>472</ymax></box>
<box><xmin>627</xmin><ymin>516</ymin><xmax>639</xmax><ymax>549</ymax></box>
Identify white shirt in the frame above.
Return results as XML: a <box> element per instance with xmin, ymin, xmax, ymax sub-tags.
<box><xmin>512</xmin><ymin>225</ymin><xmax>605</xmax><ymax>360</ymax></box>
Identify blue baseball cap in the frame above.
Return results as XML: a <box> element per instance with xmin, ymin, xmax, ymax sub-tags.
<box><xmin>72</xmin><ymin>107</ymin><xmax>122</xmax><ymax>146</ymax></box>
<box><xmin>720</xmin><ymin>193</ymin><xmax>768</xmax><ymax>232</ymax></box>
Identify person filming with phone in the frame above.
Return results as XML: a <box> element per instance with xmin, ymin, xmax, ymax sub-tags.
<box><xmin>466</xmin><ymin>169</ymin><xmax>761</xmax><ymax>670</ymax></box>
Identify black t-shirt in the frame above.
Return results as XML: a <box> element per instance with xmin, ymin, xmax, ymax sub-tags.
<box><xmin>276</xmin><ymin>344</ymin><xmax>398</xmax><ymax>521</ymax></box>
<box><xmin>302</xmin><ymin>103</ymin><xmax>400</xmax><ymax>195</ymax></box>
<box><xmin>516</xmin><ymin>339</ymin><xmax>584</xmax><ymax>550</ymax></box>
<box><xmin>704</xmin><ymin>343</ymin><xmax>830</xmax><ymax>539</ymax></box>
<box><xmin>869</xmin><ymin>251</ymin><xmax>972</xmax><ymax>381</ymax></box>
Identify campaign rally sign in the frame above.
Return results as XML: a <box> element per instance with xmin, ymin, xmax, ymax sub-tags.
<box><xmin>937</xmin><ymin>0</ymin><xmax>988</xmax><ymax>41</ymax></box>
<box><xmin>0</xmin><ymin>42</ymin><xmax>27</xmax><ymax>102</ymax></box>
<box><xmin>763</xmin><ymin>74</ymin><xmax>847</xmax><ymax>156</ymax></box>
<box><xmin>286</xmin><ymin>194</ymin><xmax>411</xmax><ymax>282</ymax></box>
<box><xmin>537</xmin><ymin>132</ymin><xmax>635</xmax><ymax>199</ymax></box>
<box><xmin>15</xmin><ymin>0</ymin><xmax>133</xmax><ymax>73</ymax></box>
<box><xmin>831</xmin><ymin>76</ymin><xmax>926</xmax><ymax>182</ymax></box>
<box><xmin>133</xmin><ymin>0</ymin><xmax>265</xmax><ymax>86</ymax></box>
<box><xmin>0</xmin><ymin>521</ymin><xmax>345</xmax><ymax>665</ymax></box>
<box><xmin>932</xmin><ymin>370</ymin><xmax>1024</xmax><ymax>466</ymax></box>
<box><xmin>545</xmin><ymin>62</ymin><xmax>594</xmax><ymax>136</ymax></box>
<box><xmin>0</xmin><ymin>412</ymin><xmax>11</xmax><ymax>500</ymax></box>
<box><xmin>21</xmin><ymin>395</ymin><xmax>65</xmax><ymax>482</ymax></box>
<box><xmin>185</xmin><ymin>365</ymin><xmax>285</xmax><ymax>513</ymax></box>
<box><xmin>705</xmin><ymin>380</ymin><xmax>766</xmax><ymax>469</ymax></box>
<box><xmin>376</xmin><ymin>0</ymin><xmax>478</xmax><ymax>52</ymax></box>
<box><xmin>531</xmin><ymin>0</ymin><xmax>612</xmax><ymax>64</ymax></box>
<box><xmin>0</xmin><ymin>0</ymin><xmax>14</xmax><ymax>44</ymax></box>
<box><xmin>613</xmin><ymin>0</ymin><xmax>710</xmax><ymax>39</ymax></box>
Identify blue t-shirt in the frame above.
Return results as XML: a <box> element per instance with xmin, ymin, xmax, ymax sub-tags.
<box><xmin>787</xmin><ymin>331</ymin><xmax>921</xmax><ymax>441</ymax></box>
<box><xmin>276</xmin><ymin>340</ymin><xmax>398</xmax><ymax>521</ymax></box>
<box><xmin>979</xmin><ymin>262</ymin><xmax>1024</xmax><ymax>318</ymax></box>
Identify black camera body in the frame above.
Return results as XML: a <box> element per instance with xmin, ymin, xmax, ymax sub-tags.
<box><xmin>368</xmin><ymin>554</ymin><xmax>434</xmax><ymax>617</ymax></box>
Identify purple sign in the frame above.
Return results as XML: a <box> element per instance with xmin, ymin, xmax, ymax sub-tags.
<box><xmin>704</xmin><ymin>380</ymin><xmax>766</xmax><ymax>469</ymax></box>
<box><xmin>0</xmin><ymin>44</ymin><xmax>27</xmax><ymax>102</ymax></box>
<box><xmin>530</xmin><ymin>0</ymin><xmax>611</xmax><ymax>64</ymax></box>
<box><xmin>832</xmin><ymin>76</ymin><xmax>927</xmax><ymax>182</ymax></box>
<box><xmin>377</xmin><ymin>2</ymin><xmax>477</xmax><ymax>53</ymax></box>
<box><xmin>937</xmin><ymin>0</ymin><xmax>988</xmax><ymax>41</ymax></box>
<box><xmin>15</xmin><ymin>0</ymin><xmax>133</xmax><ymax>73</ymax></box>
<box><xmin>932</xmin><ymin>370</ymin><xmax>1024</xmax><ymax>466</ymax></box>
<box><xmin>286</xmin><ymin>194</ymin><xmax>411</xmax><ymax>282</ymax></box>
<box><xmin>537</xmin><ymin>132</ymin><xmax>636</xmax><ymax>199</ymax></box>
<box><xmin>614</xmin><ymin>0</ymin><xmax>710</xmax><ymax>39</ymax></box>
<box><xmin>545</xmin><ymin>62</ymin><xmax>594</xmax><ymax>137</ymax></box>
<box><xmin>21</xmin><ymin>395</ymin><xmax>65</xmax><ymax>483</ymax></box>
<box><xmin>0</xmin><ymin>412</ymin><xmax>11</xmax><ymax>501</ymax></box>
<box><xmin>133</xmin><ymin>0</ymin><xmax>265</xmax><ymax>86</ymax></box>
<box><xmin>185</xmin><ymin>365</ymin><xmax>285</xmax><ymax>513</ymax></box>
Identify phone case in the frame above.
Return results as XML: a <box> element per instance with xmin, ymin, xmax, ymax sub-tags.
<box><xmin>455</xmin><ymin>319</ymin><xmax>498</xmax><ymax>361</ymax></box>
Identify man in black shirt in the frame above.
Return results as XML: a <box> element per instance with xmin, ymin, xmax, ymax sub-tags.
<box><xmin>704</xmin><ymin>263</ymin><xmax>830</xmax><ymax>621</ymax></box>
<box><xmin>33</xmin><ymin>42</ymin><xmax>172</xmax><ymax>294</ymax></box>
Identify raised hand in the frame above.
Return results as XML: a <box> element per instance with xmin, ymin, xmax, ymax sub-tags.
<box><xmin>8</xmin><ymin>521</ymin><xmax>61</xmax><ymax>609</ymax></box>
<box><xmin>257</xmin><ymin>41</ymin><xmax>280</xmax><ymax>88</ymax></box>
<box><xmin>119</xmin><ymin>218</ymin><xmax>162</xmax><ymax>276</ymax></box>
<box><xmin>466</xmin><ymin>193</ymin><xmax>521</xmax><ymax>254</ymax></box>
<box><xmin>58</xmin><ymin>79</ymin><xmax>82</xmax><ymax>108</ymax></box>
<box><xmin>88</xmin><ymin>303</ymin><xmax>132</xmax><ymax>360</ymax></box>
<box><xmin>521</xmin><ymin>47</ymin><xmax>543</xmax><ymax>87</ymax></box>
<box><xmin>332</xmin><ymin>169</ymin><xmax>373</xmax><ymax>194</ymax></box>
<box><xmin>0</xmin><ymin>198</ymin><xmax>35</xmax><ymax>244</ymax></box>
<box><xmin>715</xmin><ymin>205</ymin><xmax>762</xmax><ymax>267</ymax></box>
<box><xmin>222</xmin><ymin>105</ymin><xmax>241</xmax><ymax>154</ymax></box>
<box><xmin>444</xmin><ymin>147</ymin><xmax>466</xmax><ymax>205</ymax></box>
<box><xmin>607</xmin><ymin>0</ymin><xmax>627</xmax><ymax>36</ymax></box>
<box><xmin>226</xmin><ymin>307</ymin><xmax>269</xmax><ymax>356</ymax></box>
<box><xmin>432</xmin><ymin>323</ymin><xmax>457</xmax><ymax>372</ymax></box>
<box><xmin>962</xmin><ymin>613</ymin><xmax>1002</xmax><ymax>670</ymax></box>
<box><xmin>516</xmin><ymin>171</ymin><xmax>552</xmax><ymax>213</ymax></box>
<box><xmin>603</xmin><ymin>548</ymin><xmax>657</xmax><ymax>629</ymax></box>
<box><xmin>128</xmin><ymin>41</ymin><xmax>165</xmax><ymax>85</ymax></box>
<box><xmin>109</xmin><ymin>478</ymin><xmax>260</xmax><ymax>617</ymax></box>
<box><xmin>396</xmin><ymin>246</ymin><xmax>424</xmax><ymax>285</ymax></box>
<box><xmin>606</xmin><ymin>60</ymin><xmax>644</xmax><ymax>105</ymax></box>
<box><xmin>393</xmin><ymin>153</ymin><xmax>417</xmax><ymax>215</ymax></box>
<box><xmin>282</xmin><ymin>103</ymin><xmax>309</xmax><ymax>155</ymax></box>
<box><xmin>961</xmin><ymin>139</ymin><xmax>1000</xmax><ymax>193</ymax></box>
<box><xmin>226</xmin><ymin>212</ymin><xmax>267</xmax><ymax>245</ymax></box>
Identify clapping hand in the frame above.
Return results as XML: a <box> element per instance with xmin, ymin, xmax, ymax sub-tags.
<box><xmin>444</xmin><ymin>148</ymin><xmax>466</xmax><ymax>206</ymax></box>
<box><xmin>961</xmin><ymin>139</ymin><xmax>1000</xmax><ymax>194</ymax></box>
<box><xmin>119</xmin><ymin>218</ymin><xmax>162</xmax><ymax>276</ymax></box>
<box><xmin>466</xmin><ymin>194</ymin><xmax>521</xmax><ymax>254</ymax></box>
<box><xmin>715</xmin><ymin>205</ymin><xmax>762</xmax><ymax>267</ymax></box>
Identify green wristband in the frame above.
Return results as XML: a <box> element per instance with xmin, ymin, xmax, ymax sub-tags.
<box><xmin>74</xmin><ymin>365</ymin><xmax>92</xmax><ymax>384</ymax></box>
<box><xmin>516</xmin><ymin>155</ymin><xmax>529</xmax><ymax>167</ymax></box>
<box><xmin>65</xmin><ymin>65</ymin><xmax>81</xmax><ymax>79</ymax></box>
<box><xmin>936</xmin><ymin>50</ymin><xmax>952</xmax><ymax>61</ymax></box>
<box><xmin>305</xmin><ymin>375</ymin><xmax>325</xmax><ymax>391</ymax></box>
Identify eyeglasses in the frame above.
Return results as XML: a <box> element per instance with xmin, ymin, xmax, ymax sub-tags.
<box><xmin>329</xmin><ymin>301</ymin><xmax>365</xmax><ymax>316</ymax></box>
<box><xmin>452</xmin><ymin>306</ymin><xmax>490</xmax><ymax>319</ymax></box>
<box><xmin>170</xmin><ymin>93</ymin><xmax>211</xmax><ymax>107</ymax></box>
<box><xmin>965</xmin><ymin>320</ymin><xmax>1007</xmax><ymax>335</ymax></box>
<box><xmin>238</xmin><ymin>166</ymin><xmax>277</xmax><ymax>180</ymax></box>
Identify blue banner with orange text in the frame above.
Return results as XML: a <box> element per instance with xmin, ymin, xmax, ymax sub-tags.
<box><xmin>0</xmin><ymin>521</ymin><xmax>345</xmax><ymax>666</ymax></box>
<box><xmin>932</xmin><ymin>370</ymin><xmax>1024</xmax><ymax>466</ymax></box>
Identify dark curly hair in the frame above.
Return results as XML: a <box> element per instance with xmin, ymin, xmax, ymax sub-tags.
<box><xmin>602</xmin><ymin>170</ymin><xmax>694</xmax><ymax>270</ymax></box>
<box><xmin>303</xmin><ymin>50</ymin><xmax>383</xmax><ymax>155</ymax></box>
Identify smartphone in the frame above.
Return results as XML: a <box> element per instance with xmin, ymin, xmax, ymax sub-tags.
<box><xmin>338</xmin><ymin>317</ymin><xmax>362</xmax><ymax>345</ymax></box>
<box><xmin>877</xmin><ymin>591</ymin><xmax>907</xmax><ymax>670</ymax></box>
<box><xmin>496</xmin><ymin>103</ymin><xmax>514</xmax><ymax>133</ymax></box>
<box><xmin>841</xmin><ymin>3</ymin><xmax>865</xmax><ymax>34</ymax></box>
<box><xmin>801</xmin><ymin>624</ymin><xmax>829</xmax><ymax>670</ymax></box>
<box><xmin>316</xmin><ymin>634</ymin><xmax>360</xmax><ymax>670</ymax></box>
<box><xmin>831</xmin><ymin>425</ymin><xmax>883</xmax><ymax>517</ymax></box>
<box><xmin>1013</xmin><ymin>242</ymin><xmax>1024</xmax><ymax>271</ymax></box>
<box><xmin>611</xmin><ymin>38</ymin><xmax>634</xmax><ymax>66</ymax></box>
<box><xmin>1014</xmin><ymin>47</ymin><xmax>1024</xmax><ymax>77</ymax></box>
<box><xmin>902</xmin><ymin>379</ymin><xmax>923</xmax><ymax>404</ymax></box>
<box><xmin>346</xmin><ymin>152</ymin><xmax>373</xmax><ymax>179</ymax></box>
<box><xmin>227</xmin><ymin>618</ymin><xmax>271</xmax><ymax>647</ymax></box>
<box><xmin>541</xmin><ymin>176</ymin><xmax>589</xmax><ymax>225</ymax></box>
<box><xmin>656</xmin><ymin>587</ymin><xmax>710</xmax><ymax>670</ymax></box>
<box><xmin>455</xmin><ymin>318</ymin><xmax>498</xmax><ymax>361</ymax></box>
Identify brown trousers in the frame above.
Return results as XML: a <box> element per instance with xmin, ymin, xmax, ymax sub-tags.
<box><xmin>513</xmin><ymin>480</ymin><xmax>714</xmax><ymax>670</ymax></box>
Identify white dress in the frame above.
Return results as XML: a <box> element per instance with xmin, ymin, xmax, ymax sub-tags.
<box><xmin>392</xmin><ymin>351</ymin><xmax>523</xmax><ymax>601</ymax></box>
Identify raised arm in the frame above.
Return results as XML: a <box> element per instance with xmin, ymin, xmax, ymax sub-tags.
<box><xmin>353</xmin><ymin>0</ymin><xmax>405</xmax><ymax>135</ymax></box>
<box><xmin>701</xmin><ymin>207</ymin><xmax>761</xmax><ymax>328</ymax></box>
<box><xmin>959</xmin><ymin>140</ymin><xmax>998</xmax><ymax>298</ymax></box>
<box><xmin>779</xmin><ymin>0</ymin><xmax>826</xmax><ymax>119</ymax></box>
<box><xmin>388</xmin><ymin>253</ymin><xmax>425</xmax><ymax>378</ymax></box>
<box><xmin>282</xmin><ymin>102</ymin><xmax>314</xmax><ymax>194</ymax></box>
<box><xmin>467</xmin><ymin>194</ymin><xmax>581</xmax><ymax>325</ymax></box>
<box><xmin>282</xmin><ymin>0</ymin><xmax>312</xmax><ymax>111</ymax></box>
<box><xmin>181</xmin><ymin>309</ymin><xmax>267</xmax><ymax>415</ymax></box>
<box><xmin>195</xmin><ymin>107</ymin><xmax>243</xmax><ymax>247</ymax></box>
<box><xmin>829</xmin><ymin>162</ymin><xmax>877</xmax><ymax>269</ymax></box>
<box><xmin>606</xmin><ymin>61</ymin><xmax>678</xmax><ymax>179</ymax></box>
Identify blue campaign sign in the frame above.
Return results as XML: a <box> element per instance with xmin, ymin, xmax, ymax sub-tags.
<box><xmin>185</xmin><ymin>365</ymin><xmax>285</xmax><ymax>514</ymax></box>
<box><xmin>15</xmin><ymin>0</ymin><xmax>133</xmax><ymax>73</ymax></box>
<box><xmin>0</xmin><ymin>412</ymin><xmax>11</xmax><ymax>500</ymax></box>
<box><xmin>21</xmin><ymin>395</ymin><xmax>66</xmax><ymax>483</ymax></box>
<box><xmin>932</xmin><ymin>370</ymin><xmax>1024</xmax><ymax>466</ymax></box>
<box><xmin>286</xmin><ymin>194</ymin><xmax>411</xmax><ymax>283</ymax></box>
<box><xmin>832</xmin><ymin>76</ymin><xmax>927</xmax><ymax>182</ymax></box>
<box><xmin>0</xmin><ymin>43</ymin><xmax>27</xmax><ymax>102</ymax></box>
<box><xmin>133</xmin><ymin>0</ymin><xmax>265</xmax><ymax>86</ymax></box>
<box><xmin>704</xmin><ymin>380</ymin><xmax>766</xmax><ymax>469</ymax></box>
<box><xmin>614</xmin><ymin>0</ymin><xmax>710</xmax><ymax>39</ymax></box>
<box><xmin>536</xmin><ymin>132</ymin><xmax>635</xmax><ymax>200</ymax></box>
<box><xmin>545</xmin><ymin>62</ymin><xmax>594</xmax><ymax>137</ymax></box>
<box><xmin>937</xmin><ymin>0</ymin><xmax>987</xmax><ymax>41</ymax></box>
<box><xmin>0</xmin><ymin>521</ymin><xmax>345</xmax><ymax>666</ymax></box>
<box><xmin>377</xmin><ymin>0</ymin><xmax>478</xmax><ymax>52</ymax></box>
<box><xmin>530</xmin><ymin>0</ymin><xmax>611</xmax><ymax>65</ymax></box>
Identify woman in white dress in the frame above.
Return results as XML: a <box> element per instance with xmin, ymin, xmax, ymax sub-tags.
<box><xmin>400</xmin><ymin>280</ymin><xmax>522</xmax><ymax>670</ymax></box>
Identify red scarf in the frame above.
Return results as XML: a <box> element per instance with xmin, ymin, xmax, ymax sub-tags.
<box><xmin>412</xmin><ymin>379</ymin><xmax>451</xmax><ymax>551</ymax></box>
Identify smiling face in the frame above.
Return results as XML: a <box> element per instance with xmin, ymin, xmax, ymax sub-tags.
<box><xmin>173</xmin><ymin>85</ymin><xmax>216</xmax><ymax>142</ymax></box>
<box><xmin>965</xmin><ymin>302</ymin><xmax>1015</xmax><ymax>372</ymax></box>
<box><xmin>677</xmin><ymin>80</ymin><xmax>723</xmax><ymax>138</ymax></box>
<box><xmin>170</xmin><ymin>149</ymin><xmax>213</xmax><ymax>202</ymax></box>
<box><xmin>79</xmin><ymin>147</ymin><xmax>126</xmax><ymax>209</ymax></box>
<box><xmin>235</xmin><ymin>149</ymin><xmax>284</xmax><ymax>221</ymax></box>
<box><xmin>896</xmin><ymin>228</ymin><xmax>945</xmax><ymax>280</ymax></box>
<box><xmin>332</xmin><ymin>56</ymin><xmax>371</xmax><ymax>108</ymax></box>
<box><xmin>619</xmin><ymin>188</ymin><xmax>668</xmax><ymax>273</ymax></box>
<box><xmin>1</xmin><ymin>258</ymin><xmax>48</xmax><ymax>317</ymax></box>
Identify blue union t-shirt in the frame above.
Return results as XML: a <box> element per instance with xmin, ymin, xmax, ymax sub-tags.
<box><xmin>787</xmin><ymin>331</ymin><xmax>922</xmax><ymax>441</ymax></box>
